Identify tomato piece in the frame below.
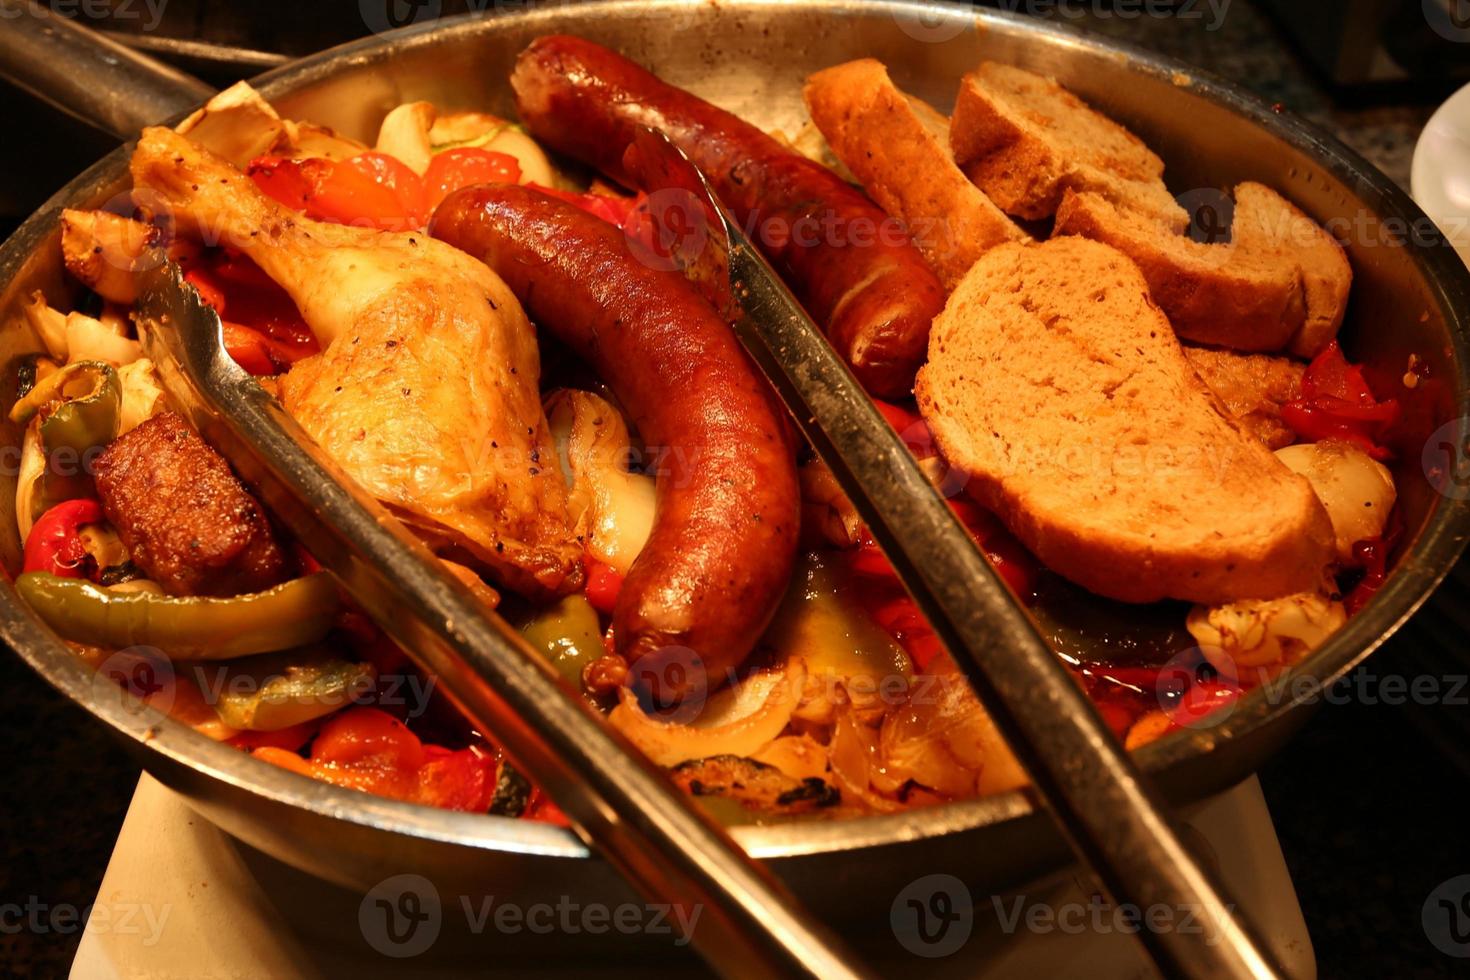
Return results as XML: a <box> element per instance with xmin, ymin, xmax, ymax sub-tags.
<box><xmin>422</xmin><ymin>148</ymin><xmax>522</xmax><ymax>215</ymax></box>
<box><xmin>248</xmin><ymin>154</ymin><xmax>423</xmax><ymax>231</ymax></box>
<box><xmin>247</xmin><ymin>155</ymin><xmax>326</xmax><ymax>212</ymax></box>
<box><xmin>415</xmin><ymin>747</ymin><xmax>496</xmax><ymax>812</ymax></box>
<box><xmin>311</xmin><ymin>706</ymin><xmax>425</xmax><ymax>771</ymax></box>
<box><xmin>584</xmin><ymin>557</ymin><xmax>625</xmax><ymax>615</ymax></box>
<box><xmin>24</xmin><ymin>499</ymin><xmax>104</xmax><ymax>579</ymax></box>
<box><xmin>342</xmin><ymin>152</ymin><xmax>428</xmax><ymax>227</ymax></box>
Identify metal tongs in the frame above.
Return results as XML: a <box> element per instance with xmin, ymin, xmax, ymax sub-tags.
<box><xmin>625</xmin><ymin>129</ymin><xmax>1285</xmax><ymax>980</ymax></box>
<box><xmin>133</xmin><ymin>258</ymin><xmax>867</xmax><ymax>979</ymax></box>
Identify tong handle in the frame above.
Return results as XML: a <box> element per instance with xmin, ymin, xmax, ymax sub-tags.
<box><xmin>0</xmin><ymin>0</ymin><xmax>211</xmax><ymax>137</ymax></box>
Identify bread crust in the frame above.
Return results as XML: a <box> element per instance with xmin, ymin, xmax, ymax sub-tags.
<box><xmin>915</xmin><ymin>237</ymin><xmax>1334</xmax><ymax>605</ymax></box>
<box><xmin>949</xmin><ymin>62</ymin><xmax>1184</xmax><ymax>230</ymax></box>
<box><xmin>1230</xmin><ymin>183</ymin><xmax>1352</xmax><ymax>357</ymax></box>
<box><xmin>1054</xmin><ymin>188</ymin><xmax>1308</xmax><ymax>351</ymax></box>
<box><xmin>803</xmin><ymin>59</ymin><xmax>1027</xmax><ymax>288</ymax></box>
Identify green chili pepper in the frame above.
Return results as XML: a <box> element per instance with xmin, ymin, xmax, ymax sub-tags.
<box><xmin>201</xmin><ymin>648</ymin><xmax>377</xmax><ymax>731</ymax></box>
<box><xmin>517</xmin><ymin>594</ymin><xmax>604</xmax><ymax>688</ymax></box>
<box><xmin>16</xmin><ymin>571</ymin><xmax>340</xmax><ymax>659</ymax></box>
<box><xmin>10</xmin><ymin>360</ymin><xmax>121</xmax><ymax>527</ymax></box>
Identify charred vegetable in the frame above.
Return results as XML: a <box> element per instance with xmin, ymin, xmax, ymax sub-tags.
<box><xmin>670</xmin><ymin>755</ymin><xmax>840</xmax><ymax>817</ymax></box>
<box><xmin>204</xmin><ymin>649</ymin><xmax>377</xmax><ymax>731</ymax></box>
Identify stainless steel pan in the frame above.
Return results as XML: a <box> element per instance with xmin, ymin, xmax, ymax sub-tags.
<box><xmin>2</xmin><ymin>0</ymin><xmax>1467</xmax><ymax>947</ymax></box>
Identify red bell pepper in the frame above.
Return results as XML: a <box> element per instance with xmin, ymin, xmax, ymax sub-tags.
<box><xmin>1282</xmin><ymin>342</ymin><xmax>1399</xmax><ymax>458</ymax></box>
<box><xmin>311</xmin><ymin>706</ymin><xmax>425</xmax><ymax>771</ymax></box>
<box><xmin>422</xmin><ymin>147</ymin><xmax>521</xmax><ymax>215</ymax></box>
<box><xmin>24</xmin><ymin>499</ymin><xmax>105</xmax><ymax>579</ymax></box>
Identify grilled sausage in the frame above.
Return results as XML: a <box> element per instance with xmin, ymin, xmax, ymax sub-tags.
<box><xmin>93</xmin><ymin>412</ymin><xmax>291</xmax><ymax>597</ymax></box>
<box><xmin>431</xmin><ymin>185</ymin><xmax>800</xmax><ymax>700</ymax></box>
<box><xmin>510</xmin><ymin>34</ymin><xmax>946</xmax><ymax>399</ymax></box>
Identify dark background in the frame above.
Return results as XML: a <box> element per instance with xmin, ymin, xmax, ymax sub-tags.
<box><xmin>3</xmin><ymin>1</ymin><xmax>1470</xmax><ymax>976</ymax></box>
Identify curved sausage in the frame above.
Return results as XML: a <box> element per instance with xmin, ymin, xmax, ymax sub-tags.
<box><xmin>430</xmin><ymin>184</ymin><xmax>800</xmax><ymax>702</ymax></box>
<box><xmin>510</xmin><ymin>34</ymin><xmax>946</xmax><ymax>399</ymax></box>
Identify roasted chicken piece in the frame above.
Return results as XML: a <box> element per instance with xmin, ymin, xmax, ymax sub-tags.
<box><xmin>129</xmin><ymin>127</ymin><xmax>581</xmax><ymax>596</ymax></box>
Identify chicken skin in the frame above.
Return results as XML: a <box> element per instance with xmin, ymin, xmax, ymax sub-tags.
<box><xmin>129</xmin><ymin>126</ymin><xmax>581</xmax><ymax>596</ymax></box>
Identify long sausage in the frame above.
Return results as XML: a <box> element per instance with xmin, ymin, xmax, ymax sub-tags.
<box><xmin>431</xmin><ymin>184</ymin><xmax>800</xmax><ymax>702</ymax></box>
<box><xmin>510</xmin><ymin>34</ymin><xmax>946</xmax><ymax>399</ymax></box>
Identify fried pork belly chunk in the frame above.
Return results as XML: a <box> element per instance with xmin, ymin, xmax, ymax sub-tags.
<box><xmin>93</xmin><ymin>412</ymin><xmax>291</xmax><ymax>596</ymax></box>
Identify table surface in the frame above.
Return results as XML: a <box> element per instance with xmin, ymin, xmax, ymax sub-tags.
<box><xmin>68</xmin><ymin>774</ymin><xmax>1313</xmax><ymax>979</ymax></box>
<box><xmin>3</xmin><ymin>2</ymin><xmax>1470</xmax><ymax>977</ymax></box>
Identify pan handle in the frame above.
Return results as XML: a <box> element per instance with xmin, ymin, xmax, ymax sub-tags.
<box><xmin>0</xmin><ymin>0</ymin><xmax>213</xmax><ymax>137</ymax></box>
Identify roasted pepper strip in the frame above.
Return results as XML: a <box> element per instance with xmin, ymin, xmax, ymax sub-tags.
<box><xmin>206</xmin><ymin>649</ymin><xmax>377</xmax><ymax>731</ymax></box>
<box><xmin>17</xmin><ymin>571</ymin><xmax>339</xmax><ymax>659</ymax></box>
<box><xmin>9</xmin><ymin>360</ymin><xmax>121</xmax><ymax>527</ymax></box>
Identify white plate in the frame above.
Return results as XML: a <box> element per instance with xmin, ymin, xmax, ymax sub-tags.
<box><xmin>1412</xmin><ymin>80</ymin><xmax>1470</xmax><ymax>268</ymax></box>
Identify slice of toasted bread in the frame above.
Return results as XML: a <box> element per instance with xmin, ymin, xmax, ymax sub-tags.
<box><xmin>1183</xmin><ymin>345</ymin><xmax>1305</xmax><ymax>450</ymax></box>
<box><xmin>1229</xmin><ymin>183</ymin><xmax>1352</xmax><ymax>357</ymax></box>
<box><xmin>804</xmin><ymin>59</ymin><xmax>1028</xmax><ymax>288</ymax></box>
<box><xmin>949</xmin><ymin>62</ymin><xmax>1185</xmax><ymax>229</ymax></box>
<box><xmin>1054</xmin><ymin>188</ymin><xmax>1308</xmax><ymax>351</ymax></box>
<box><xmin>914</xmin><ymin>237</ymin><xmax>1334</xmax><ymax>605</ymax></box>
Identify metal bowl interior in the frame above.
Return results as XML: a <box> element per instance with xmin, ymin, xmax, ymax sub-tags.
<box><xmin>1</xmin><ymin>0</ymin><xmax>1468</xmax><ymax>905</ymax></box>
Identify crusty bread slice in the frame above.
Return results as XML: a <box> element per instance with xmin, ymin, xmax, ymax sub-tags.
<box><xmin>914</xmin><ymin>237</ymin><xmax>1334</xmax><ymax>605</ymax></box>
<box><xmin>1054</xmin><ymin>188</ymin><xmax>1307</xmax><ymax>351</ymax></box>
<box><xmin>1229</xmin><ymin>183</ymin><xmax>1352</xmax><ymax>357</ymax></box>
<box><xmin>803</xmin><ymin>59</ymin><xmax>1028</xmax><ymax>288</ymax></box>
<box><xmin>949</xmin><ymin>62</ymin><xmax>1185</xmax><ymax>230</ymax></box>
<box><xmin>1183</xmin><ymin>345</ymin><xmax>1305</xmax><ymax>450</ymax></box>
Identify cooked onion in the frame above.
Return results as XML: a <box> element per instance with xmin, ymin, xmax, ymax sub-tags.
<box><xmin>608</xmin><ymin>659</ymin><xmax>805</xmax><ymax>767</ymax></box>
<box><xmin>547</xmin><ymin>389</ymin><xmax>656</xmax><ymax>575</ymax></box>
<box><xmin>751</xmin><ymin>734</ymin><xmax>829</xmax><ymax>782</ymax></box>
<box><xmin>1275</xmin><ymin>440</ymin><xmax>1396</xmax><ymax>561</ymax></box>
